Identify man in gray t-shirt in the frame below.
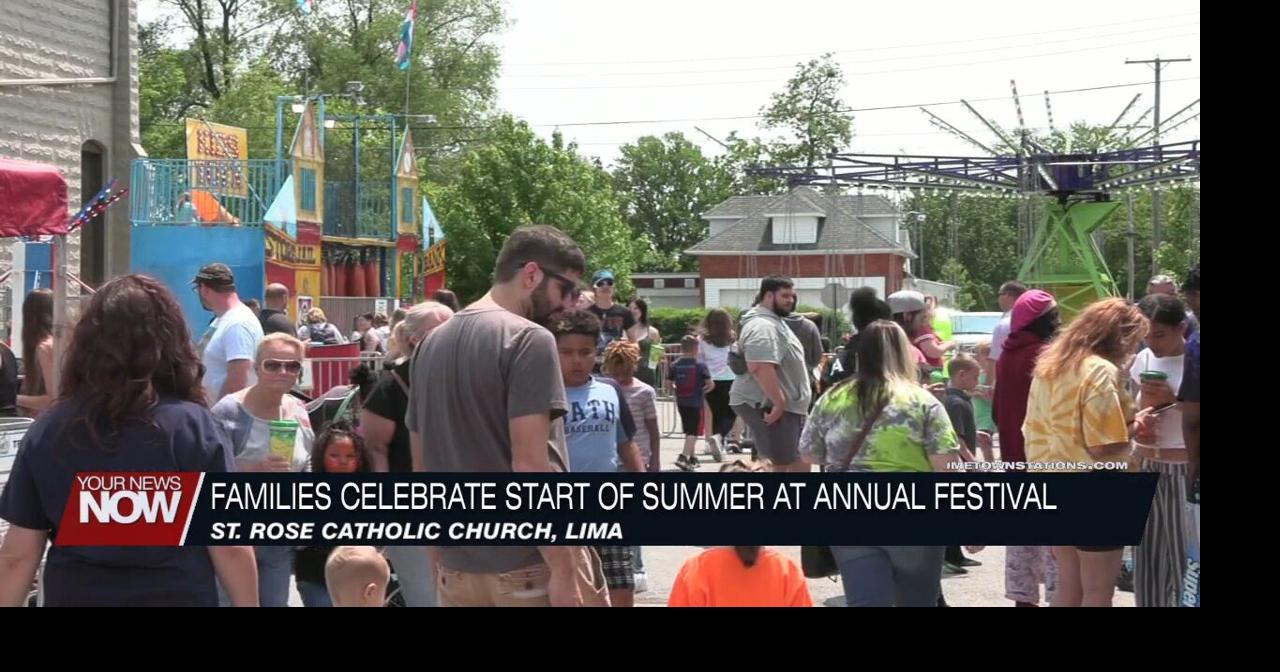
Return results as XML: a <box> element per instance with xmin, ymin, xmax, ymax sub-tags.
<box><xmin>407</xmin><ymin>224</ymin><xmax>592</xmax><ymax>607</ymax></box>
<box><xmin>730</xmin><ymin>275</ymin><xmax>812</xmax><ymax>473</ymax></box>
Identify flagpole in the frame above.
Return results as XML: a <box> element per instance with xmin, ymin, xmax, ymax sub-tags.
<box><xmin>404</xmin><ymin>54</ymin><xmax>412</xmax><ymax>116</ymax></box>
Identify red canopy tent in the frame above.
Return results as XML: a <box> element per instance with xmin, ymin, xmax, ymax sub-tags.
<box><xmin>0</xmin><ymin>158</ymin><xmax>68</xmax><ymax>237</ymax></box>
<box><xmin>0</xmin><ymin>158</ymin><xmax>70</xmax><ymax>397</ymax></box>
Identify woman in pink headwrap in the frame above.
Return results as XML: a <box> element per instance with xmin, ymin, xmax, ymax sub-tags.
<box><xmin>993</xmin><ymin>290</ymin><xmax>1059</xmax><ymax>464</ymax></box>
<box><xmin>992</xmin><ymin>289</ymin><xmax>1061</xmax><ymax>606</ymax></box>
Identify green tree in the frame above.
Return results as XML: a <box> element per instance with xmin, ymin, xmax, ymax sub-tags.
<box><xmin>139</xmin><ymin>18</ymin><xmax>207</xmax><ymax>157</ymax></box>
<box><xmin>717</xmin><ymin>131</ymin><xmax>788</xmax><ymax>196</ymax></box>
<box><xmin>159</xmin><ymin>0</ymin><xmax>284</xmax><ymax>100</ymax></box>
<box><xmin>612</xmin><ymin>132</ymin><xmax>734</xmax><ymax>272</ymax></box>
<box><xmin>268</xmin><ymin>0</ymin><xmax>506</xmax><ymax>181</ymax></box>
<box><xmin>141</xmin><ymin>0</ymin><xmax>506</xmax><ymax>174</ymax></box>
<box><xmin>938</xmin><ymin>257</ymin><xmax>987</xmax><ymax>311</ymax></box>
<box><xmin>705</xmin><ymin>55</ymin><xmax>853</xmax><ymax>196</ymax></box>
<box><xmin>759</xmin><ymin>53</ymin><xmax>853</xmax><ymax>169</ymax></box>
<box><xmin>431</xmin><ymin>117</ymin><xmax>635</xmax><ymax>302</ymax></box>
<box><xmin>905</xmin><ymin>192</ymin><xmax>1020</xmax><ymax>309</ymax></box>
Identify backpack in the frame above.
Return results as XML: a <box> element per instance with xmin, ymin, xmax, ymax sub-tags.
<box><xmin>308</xmin><ymin>322</ymin><xmax>341</xmax><ymax>346</ymax></box>
<box><xmin>674</xmin><ymin>361</ymin><xmax>701</xmax><ymax>399</ymax></box>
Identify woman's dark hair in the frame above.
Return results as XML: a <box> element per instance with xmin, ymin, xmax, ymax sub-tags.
<box><xmin>348</xmin><ymin>365</ymin><xmax>379</xmax><ymax>403</ymax></box>
<box><xmin>849</xmin><ymin>287</ymin><xmax>891</xmax><ymax>333</ymax></box>
<box><xmin>1025</xmin><ymin>307</ymin><xmax>1061</xmax><ymax>342</ymax></box>
<box><xmin>60</xmin><ymin>275</ymin><xmax>206</xmax><ymax>447</ymax></box>
<box><xmin>702</xmin><ymin>308</ymin><xmax>735</xmax><ymax>347</ymax></box>
<box><xmin>847</xmin><ymin>320</ymin><xmax>918</xmax><ymax>417</ymax></box>
<box><xmin>734</xmin><ymin>546</ymin><xmax>762</xmax><ymax>568</ymax></box>
<box><xmin>311</xmin><ymin>421</ymin><xmax>371</xmax><ymax>473</ymax></box>
<box><xmin>433</xmin><ymin>288</ymin><xmax>461</xmax><ymax>312</ymax></box>
<box><xmin>630</xmin><ymin>297</ymin><xmax>650</xmax><ymax>326</ymax></box>
<box><xmin>21</xmin><ymin>288</ymin><xmax>54</xmax><ymax>395</ymax></box>
<box><xmin>1182</xmin><ymin>264</ymin><xmax>1200</xmax><ymax>293</ymax></box>
<box><xmin>838</xmin><ymin>287</ymin><xmax>891</xmax><ymax>380</ymax></box>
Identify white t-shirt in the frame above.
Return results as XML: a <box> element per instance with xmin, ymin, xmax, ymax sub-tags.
<box><xmin>1128</xmin><ymin>348</ymin><xmax>1186</xmax><ymax>450</ymax></box>
<box><xmin>199</xmin><ymin>303</ymin><xmax>264</xmax><ymax>405</ymax></box>
<box><xmin>698</xmin><ymin>340</ymin><xmax>736</xmax><ymax>381</ymax></box>
<box><xmin>989</xmin><ymin>312</ymin><xmax>1012</xmax><ymax>361</ymax></box>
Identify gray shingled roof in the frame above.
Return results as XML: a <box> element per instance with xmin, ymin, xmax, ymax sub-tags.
<box><xmin>688</xmin><ymin>187</ymin><xmax>909</xmax><ymax>254</ymax></box>
<box><xmin>835</xmin><ymin>194</ymin><xmax>897</xmax><ymax>216</ymax></box>
<box><xmin>703</xmin><ymin>196</ymin><xmax>763</xmax><ymax>218</ymax></box>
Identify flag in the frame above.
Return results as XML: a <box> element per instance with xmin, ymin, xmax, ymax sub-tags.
<box><xmin>395</xmin><ymin>1</ymin><xmax>418</xmax><ymax>71</ymax></box>
<box><xmin>422</xmin><ymin>194</ymin><xmax>441</xmax><ymax>247</ymax></box>
<box><xmin>264</xmin><ymin>175</ymin><xmax>298</xmax><ymax>239</ymax></box>
<box><xmin>297</xmin><ymin>0</ymin><xmax>313</xmax><ymax>15</ymax></box>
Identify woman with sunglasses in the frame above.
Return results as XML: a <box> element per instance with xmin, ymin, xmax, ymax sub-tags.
<box><xmin>211</xmin><ymin>332</ymin><xmax>315</xmax><ymax>606</ymax></box>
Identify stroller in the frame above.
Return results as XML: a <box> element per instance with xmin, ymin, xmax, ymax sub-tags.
<box><xmin>292</xmin><ymin>382</ymin><xmax>409</xmax><ymax>607</ymax></box>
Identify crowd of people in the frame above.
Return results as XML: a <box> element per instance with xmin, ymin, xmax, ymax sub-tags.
<box><xmin>0</xmin><ymin>221</ymin><xmax>1200</xmax><ymax>608</ymax></box>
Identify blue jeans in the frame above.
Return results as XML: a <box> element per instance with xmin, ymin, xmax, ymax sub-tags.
<box><xmin>832</xmin><ymin>546</ymin><xmax>944</xmax><ymax>607</ymax></box>
<box><xmin>297</xmin><ymin>580</ymin><xmax>332</xmax><ymax>607</ymax></box>
<box><xmin>218</xmin><ymin>545</ymin><xmax>294</xmax><ymax>607</ymax></box>
<box><xmin>383</xmin><ymin>545</ymin><xmax>436</xmax><ymax>607</ymax></box>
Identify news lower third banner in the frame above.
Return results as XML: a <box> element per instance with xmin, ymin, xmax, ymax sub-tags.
<box><xmin>56</xmin><ymin>472</ymin><xmax>1158</xmax><ymax>547</ymax></box>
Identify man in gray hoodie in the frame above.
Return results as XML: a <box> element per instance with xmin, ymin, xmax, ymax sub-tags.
<box><xmin>730</xmin><ymin>275</ymin><xmax>813</xmax><ymax>473</ymax></box>
<box><xmin>784</xmin><ymin>311</ymin><xmax>824</xmax><ymax>408</ymax></box>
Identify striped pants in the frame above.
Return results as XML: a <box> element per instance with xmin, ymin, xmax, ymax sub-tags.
<box><xmin>1005</xmin><ymin>545</ymin><xmax>1056</xmax><ymax>604</ymax></box>
<box><xmin>1135</xmin><ymin>460</ymin><xmax>1189</xmax><ymax>608</ymax></box>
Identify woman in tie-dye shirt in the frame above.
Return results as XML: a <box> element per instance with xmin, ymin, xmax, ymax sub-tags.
<box><xmin>799</xmin><ymin>320</ymin><xmax>960</xmax><ymax>607</ymax></box>
<box><xmin>1023</xmin><ymin>298</ymin><xmax>1148</xmax><ymax>607</ymax></box>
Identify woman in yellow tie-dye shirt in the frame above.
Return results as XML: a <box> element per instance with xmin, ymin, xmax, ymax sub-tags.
<box><xmin>1023</xmin><ymin>298</ymin><xmax>1148</xmax><ymax>607</ymax></box>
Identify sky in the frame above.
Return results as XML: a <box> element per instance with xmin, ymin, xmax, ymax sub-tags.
<box><xmin>140</xmin><ymin>0</ymin><xmax>1201</xmax><ymax>166</ymax></box>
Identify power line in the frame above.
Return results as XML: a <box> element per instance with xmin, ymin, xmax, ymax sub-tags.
<box><xmin>499</xmin><ymin>33</ymin><xmax>1200</xmax><ymax>90</ymax></box>
<box><xmin>503</xmin><ymin>13</ymin><xmax>1201</xmax><ymax>68</ymax></box>
<box><xmin>530</xmin><ymin>77</ymin><xmax>1199</xmax><ymax>125</ymax></box>
<box><xmin>141</xmin><ymin>76</ymin><xmax>1200</xmax><ymax>133</ymax></box>
<box><xmin>502</xmin><ymin>23</ymin><xmax>1200</xmax><ymax>79</ymax></box>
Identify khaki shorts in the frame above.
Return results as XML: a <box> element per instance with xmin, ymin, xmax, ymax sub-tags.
<box><xmin>436</xmin><ymin>547</ymin><xmax>610</xmax><ymax>607</ymax></box>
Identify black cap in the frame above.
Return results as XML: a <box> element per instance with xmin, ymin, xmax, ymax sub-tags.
<box><xmin>192</xmin><ymin>263</ymin><xmax>236</xmax><ymax>291</ymax></box>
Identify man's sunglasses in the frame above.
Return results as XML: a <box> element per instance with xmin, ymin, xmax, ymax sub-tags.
<box><xmin>262</xmin><ymin>359</ymin><xmax>303</xmax><ymax>374</ymax></box>
<box><xmin>594</xmin><ymin>279</ymin><xmax>614</xmax><ymax>288</ymax></box>
<box><xmin>532</xmin><ymin>264</ymin><xmax>580</xmax><ymax>301</ymax></box>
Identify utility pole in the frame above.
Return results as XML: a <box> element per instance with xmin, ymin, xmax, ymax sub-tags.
<box><xmin>1127</xmin><ymin>56</ymin><xmax>1192</xmax><ymax>276</ymax></box>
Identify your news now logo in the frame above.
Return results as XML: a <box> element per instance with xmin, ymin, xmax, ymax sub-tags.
<box><xmin>56</xmin><ymin>473</ymin><xmax>203</xmax><ymax>546</ymax></box>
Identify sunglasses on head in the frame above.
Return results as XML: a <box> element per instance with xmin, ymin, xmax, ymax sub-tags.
<box><xmin>262</xmin><ymin>359</ymin><xmax>303</xmax><ymax>374</ymax></box>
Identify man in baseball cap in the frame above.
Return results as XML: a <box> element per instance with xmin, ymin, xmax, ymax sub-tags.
<box><xmin>887</xmin><ymin>289</ymin><xmax>927</xmax><ymax>315</ymax></box>
<box><xmin>192</xmin><ymin>262</ymin><xmax>236</xmax><ymax>296</ymax></box>
<box><xmin>192</xmin><ymin>262</ymin><xmax>263</xmax><ymax>404</ymax></box>
<box><xmin>587</xmin><ymin>269</ymin><xmax>633</xmax><ymax>371</ymax></box>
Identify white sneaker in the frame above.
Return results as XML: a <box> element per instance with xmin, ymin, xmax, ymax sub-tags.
<box><xmin>634</xmin><ymin>571</ymin><xmax>649</xmax><ymax>593</ymax></box>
